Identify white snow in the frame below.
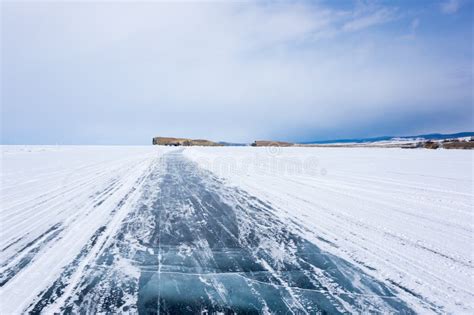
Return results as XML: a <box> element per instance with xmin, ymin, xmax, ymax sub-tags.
<box><xmin>0</xmin><ymin>145</ymin><xmax>172</xmax><ymax>314</ymax></box>
<box><xmin>1</xmin><ymin>145</ymin><xmax>472</xmax><ymax>313</ymax></box>
<box><xmin>184</xmin><ymin>146</ymin><xmax>474</xmax><ymax>313</ymax></box>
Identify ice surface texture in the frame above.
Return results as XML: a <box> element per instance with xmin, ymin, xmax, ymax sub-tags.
<box><xmin>1</xmin><ymin>146</ymin><xmax>472</xmax><ymax>313</ymax></box>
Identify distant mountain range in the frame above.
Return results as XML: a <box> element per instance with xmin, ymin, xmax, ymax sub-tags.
<box><xmin>302</xmin><ymin>132</ymin><xmax>474</xmax><ymax>144</ymax></box>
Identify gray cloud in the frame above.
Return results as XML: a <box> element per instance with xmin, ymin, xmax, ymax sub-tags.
<box><xmin>1</xmin><ymin>1</ymin><xmax>472</xmax><ymax>144</ymax></box>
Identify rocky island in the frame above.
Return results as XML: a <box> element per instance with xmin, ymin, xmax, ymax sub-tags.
<box><xmin>152</xmin><ymin>137</ymin><xmax>222</xmax><ymax>146</ymax></box>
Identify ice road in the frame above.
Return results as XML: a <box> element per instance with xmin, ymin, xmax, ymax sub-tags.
<box><xmin>1</xmin><ymin>146</ymin><xmax>472</xmax><ymax>314</ymax></box>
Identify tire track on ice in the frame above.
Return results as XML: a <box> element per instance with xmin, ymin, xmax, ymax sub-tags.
<box><xmin>0</xmin><ymin>159</ymin><xmax>148</xmax><ymax>285</ymax></box>
<box><xmin>240</xmin><ymin>180</ymin><xmax>468</xmax><ymax>313</ymax></box>
<box><xmin>2</xmin><ymin>150</ymin><xmax>417</xmax><ymax>314</ymax></box>
<box><xmin>0</xmin><ymin>152</ymin><xmax>161</xmax><ymax>314</ymax></box>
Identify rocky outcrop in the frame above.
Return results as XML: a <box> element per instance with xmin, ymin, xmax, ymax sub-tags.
<box><xmin>423</xmin><ymin>141</ymin><xmax>440</xmax><ymax>149</ymax></box>
<box><xmin>422</xmin><ymin>139</ymin><xmax>474</xmax><ymax>149</ymax></box>
<box><xmin>440</xmin><ymin>139</ymin><xmax>474</xmax><ymax>149</ymax></box>
<box><xmin>152</xmin><ymin>137</ymin><xmax>221</xmax><ymax>146</ymax></box>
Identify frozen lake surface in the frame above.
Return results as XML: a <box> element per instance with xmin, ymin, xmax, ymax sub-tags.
<box><xmin>1</xmin><ymin>146</ymin><xmax>472</xmax><ymax>313</ymax></box>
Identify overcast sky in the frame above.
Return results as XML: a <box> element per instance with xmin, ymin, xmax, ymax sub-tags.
<box><xmin>1</xmin><ymin>0</ymin><xmax>472</xmax><ymax>144</ymax></box>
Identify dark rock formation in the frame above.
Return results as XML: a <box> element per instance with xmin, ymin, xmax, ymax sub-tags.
<box><xmin>152</xmin><ymin>137</ymin><xmax>221</xmax><ymax>146</ymax></box>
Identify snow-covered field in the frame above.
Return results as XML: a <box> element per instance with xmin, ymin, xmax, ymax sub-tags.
<box><xmin>185</xmin><ymin>147</ymin><xmax>474</xmax><ymax>313</ymax></box>
<box><xmin>1</xmin><ymin>145</ymin><xmax>472</xmax><ymax>314</ymax></box>
<box><xmin>0</xmin><ymin>146</ymin><xmax>170</xmax><ymax>313</ymax></box>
